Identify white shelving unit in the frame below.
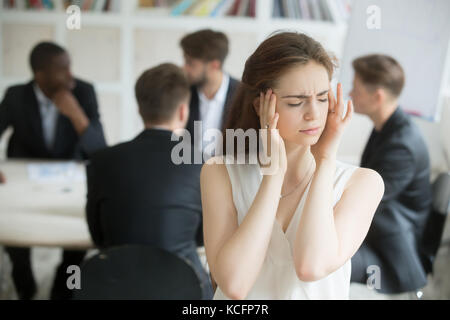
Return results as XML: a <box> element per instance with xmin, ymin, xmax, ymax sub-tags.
<box><xmin>0</xmin><ymin>0</ymin><xmax>348</xmax><ymax>146</ymax></box>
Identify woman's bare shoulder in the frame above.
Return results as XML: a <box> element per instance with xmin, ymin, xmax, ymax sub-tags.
<box><xmin>346</xmin><ymin>167</ymin><xmax>384</xmax><ymax>195</ymax></box>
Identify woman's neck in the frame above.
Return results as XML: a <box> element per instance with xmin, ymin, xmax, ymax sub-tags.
<box><xmin>284</xmin><ymin>141</ymin><xmax>315</xmax><ymax>184</ymax></box>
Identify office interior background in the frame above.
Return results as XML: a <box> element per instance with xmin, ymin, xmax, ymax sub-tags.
<box><xmin>0</xmin><ymin>0</ymin><xmax>449</xmax><ymax>299</ymax></box>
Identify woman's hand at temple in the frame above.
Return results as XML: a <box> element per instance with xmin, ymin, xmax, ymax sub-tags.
<box><xmin>258</xmin><ymin>89</ymin><xmax>287</xmax><ymax>176</ymax></box>
<box><xmin>311</xmin><ymin>83</ymin><xmax>352</xmax><ymax>163</ymax></box>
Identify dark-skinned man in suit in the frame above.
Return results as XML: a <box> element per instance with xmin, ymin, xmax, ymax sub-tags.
<box><xmin>0</xmin><ymin>42</ymin><xmax>107</xmax><ymax>300</ymax></box>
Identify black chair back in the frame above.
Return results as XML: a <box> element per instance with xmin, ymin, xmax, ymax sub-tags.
<box><xmin>420</xmin><ymin>172</ymin><xmax>450</xmax><ymax>274</ymax></box>
<box><xmin>73</xmin><ymin>245</ymin><xmax>203</xmax><ymax>300</ymax></box>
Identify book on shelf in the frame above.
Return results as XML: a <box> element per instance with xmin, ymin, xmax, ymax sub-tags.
<box><xmin>2</xmin><ymin>0</ymin><xmax>120</xmax><ymax>12</ymax></box>
<box><xmin>137</xmin><ymin>0</ymin><xmax>256</xmax><ymax>18</ymax></box>
<box><xmin>272</xmin><ymin>0</ymin><xmax>352</xmax><ymax>23</ymax></box>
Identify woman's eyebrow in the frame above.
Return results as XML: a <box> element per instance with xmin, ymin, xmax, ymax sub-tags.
<box><xmin>281</xmin><ymin>89</ymin><xmax>329</xmax><ymax>98</ymax></box>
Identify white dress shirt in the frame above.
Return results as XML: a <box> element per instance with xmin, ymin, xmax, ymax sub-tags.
<box><xmin>33</xmin><ymin>84</ymin><xmax>58</xmax><ymax>150</ymax></box>
<box><xmin>197</xmin><ymin>73</ymin><xmax>229</xmax><ymax>156</ymax></box>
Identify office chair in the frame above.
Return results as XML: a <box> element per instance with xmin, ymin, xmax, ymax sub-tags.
<box><xmin>416</xmin><ymin>172</ymin><xmax>450</xmax><ymax>299</ymax></box>
<box><xmin>73</xmin><ymin>245</ymin><xmax>203</xmax><ymax>300</ymax></box>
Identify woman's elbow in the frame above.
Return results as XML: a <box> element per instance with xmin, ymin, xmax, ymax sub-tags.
<box><xmin>295</xmin><ymin>264</ymin><xmax>329</xmax><ymax>282</ymax></box>
<box><xmin>220</xmin><ymin>281</ymin><xmax>249</xmax><ymax>300</ymax></box>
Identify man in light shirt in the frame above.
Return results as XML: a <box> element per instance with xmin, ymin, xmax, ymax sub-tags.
<box><xmin>0</xmin><ymin>42</ymin><xmax>107</xmax><ymax>300</ymax></box>
<box><xmin>180</xmin><ymin>29</ymin><xmax>240</xmax><ymax>160</ymax></box>
<box><xmin>180</xmin><ymin>29</ymin><xmax>240</xmax><ymax>248</ymax></box>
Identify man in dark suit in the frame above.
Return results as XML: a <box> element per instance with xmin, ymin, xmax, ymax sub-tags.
<box><xmin>180</xmin><ymin>29</ymin><xmax>239</xmax><ymax>247</ymax></box>
<box><xmin>180</xmin><ymin>29</ymin><xmax>239</xmax><ymax>157</ymax></box>
<box><xmin>349</xmin><ymin>54</ymin><xmax>432</xmax><ymax>294</ymax></box>
<box><xmin>86</xmin><ymin>63</ymin><xmax>213</xmax><ymax>299</ymax></box>
<box><xmin>0</xmin><ymin>42</ymin><xmax>107</xmax><ymax>299</ymax></box>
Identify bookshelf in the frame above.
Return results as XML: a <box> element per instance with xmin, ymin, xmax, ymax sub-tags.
<box><xmin>0</xmin><ymin>0</ymin><xmax>349</xmax><ymax>148</ymax></box>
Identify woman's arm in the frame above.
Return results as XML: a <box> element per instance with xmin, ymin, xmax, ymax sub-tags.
<box><xmin>293</xmin><ymin>83</ymin><xmax>384</xmax><ymax>281</ymax></box>
<box><xmin>293</xmin><ymin>165</ymin><xmax>384</xmax><ymax>281</ymax></box>
<box><xmin>202</xmin><ymin>89</ymin><xmax>286</xmax><ymax>300</ymax></box>
<box><xmin>201</xmin><ymin>159</ymin><xmax>284</xmax><ymax>300</ymax></box>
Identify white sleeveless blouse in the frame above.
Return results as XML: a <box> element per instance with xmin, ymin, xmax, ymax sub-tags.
<box><xmin>213</xmin><ymin>160</ymin><xmax>358</xmax><ymax>300</ymax></box>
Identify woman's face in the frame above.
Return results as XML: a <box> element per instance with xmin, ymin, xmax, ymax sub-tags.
<box><xmin>273</xmin><ymin>61</ymin><xmax>330</xmax><ymax>147</ymax></box>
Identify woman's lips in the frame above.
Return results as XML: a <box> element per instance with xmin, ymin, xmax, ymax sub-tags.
<box><xmin>299</xmin><ymin>127</ymin><xmax>320</xmax><ymax>135</ymax></box>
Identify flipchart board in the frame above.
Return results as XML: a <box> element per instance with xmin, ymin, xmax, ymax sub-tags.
<box><xmin>338</xmin><ymin>0</ymin><xmax>450</xmax><ymax>121</ymax></box>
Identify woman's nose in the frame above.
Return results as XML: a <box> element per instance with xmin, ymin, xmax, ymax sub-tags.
<box><xmin>304</xmin><ymin>100</ymin><xmax>321</xmax><ymax>120</ymax></box>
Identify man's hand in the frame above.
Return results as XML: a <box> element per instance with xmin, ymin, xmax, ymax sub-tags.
<box><xmin>52</xmin><ymin>90</ymin><xmax>90</xmax><ymax>136</ymax></box>
<box><xmin>0</xmin><ymin>171</ymin><xmax>6</xmax><ymax>184</ymax></box>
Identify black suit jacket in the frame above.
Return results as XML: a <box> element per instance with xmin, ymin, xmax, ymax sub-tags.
<box><xmin>86</xmin><ymin>129</ymin><xmax>207</xmax><ymax>284</ymax></box>
<box><xmin>185</xmin><ymin>76</ymin><xmax>240</xmax><ymax>136</ymax></box>
<box><xmin>185</xmin><ymin>76</ymin><xmax>239</xmax><ymax>247</ymax></box>
<box><xmin>0</xmin><ymin>79</ymin><xmax>106</xmax><ymax>160</ymax></box>
<box><xmin>351</xmin><ymin>107</ymin><xmax>432</xmax><ymax>293</ymax></box>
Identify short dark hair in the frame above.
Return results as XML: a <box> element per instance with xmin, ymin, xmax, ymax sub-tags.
<box><xmin>135</xmin><ymin>63</ymin><xmax>190</xmax><ymax>124</ymax></box>
<box><xmin>30</xmin><ymin>41</ymin><xmax>66</xmax><ymax>72</ymax></box>
<box><xmin>352</xmin><ymin>54</ymin><xmax>405</xmax><ymax>98</ymax></box>
<box><xmin>180</xmin><ymin>29</ymin><xmax>229</xmax><ymax>65</ymax></box>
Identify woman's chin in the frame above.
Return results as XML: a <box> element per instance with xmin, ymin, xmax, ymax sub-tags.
<box><xmin>287</xmin><ymin>136</ymin><xmax>320</xmax><ymax>147</ymax></box>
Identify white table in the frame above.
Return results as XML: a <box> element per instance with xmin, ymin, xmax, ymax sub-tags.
<box><xmin>0</xmin><ymin>159</ymin><xmax>207</xmax><ymax>263</ymax></box>
<box><xmin>0</xmin><ymin>160</ymin><xmax>93</xmax><ymax>249</ymax></box>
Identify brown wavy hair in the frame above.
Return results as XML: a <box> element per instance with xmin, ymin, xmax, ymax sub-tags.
<box><xmin>222</xmin><ymin>31</ymin><xmax>337</xmax><ymax>157</ymax></box>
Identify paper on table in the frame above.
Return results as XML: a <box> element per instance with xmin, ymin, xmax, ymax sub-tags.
<box><xmin>27</xmin><ymin>162</ymin><xmax>85</xmax><ymax>183</ymax></box>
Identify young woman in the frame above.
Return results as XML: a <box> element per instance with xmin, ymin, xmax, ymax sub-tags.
<box><xmin>200</xmin><ymin>32</ymin><xmax>384</xmax><ymax>300</ymax></box>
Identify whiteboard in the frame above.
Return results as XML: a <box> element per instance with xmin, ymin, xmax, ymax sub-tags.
<box><xmin>339</xmin><ymin>0</ymin><xmax>450</xmax><ymax>122</ymax></box>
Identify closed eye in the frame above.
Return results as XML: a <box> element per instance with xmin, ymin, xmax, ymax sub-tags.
<box><xmin>318</xmin><ymin>98</ymin><xmax>328</xmax><ymax>103</ymax></box>
<box><xmin>288</xmin><ymin>102</ymin><xmax>303</xmax><ymax>107</ymax></box>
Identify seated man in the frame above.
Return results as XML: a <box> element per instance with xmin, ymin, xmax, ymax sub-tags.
<box><xmin>0</xmin><ymin>42</ymin><xmax>107</xmax><ymax>300</ymax></box>
<box><xmin>349</xmin><ymin>54</ymin><xmax>432</xmax><ymax>294</ymax></box>
<box><xmin>180</xmin><ymin>29</ymin><xmax>240</xmax><ymax>247</ymax></box>
<box><xmin>85</xmin><ymin>63</ymin><xmax>213</xmax><ymax>299</ymax></box>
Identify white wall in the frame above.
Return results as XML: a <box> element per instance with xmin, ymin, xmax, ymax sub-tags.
<box><xmin>1</xmin><ymin>2</ymin><xmax>449</xmax><ymax>177</ymax></box>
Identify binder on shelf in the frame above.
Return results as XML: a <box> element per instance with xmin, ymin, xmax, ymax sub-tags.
<box><xmin>170</xmin><ymin>0</ymin><xmax>194</xmax><ymax>16</ymax></box>
<box><xmin>210</xmin><ymin>0</ymin><xmax>234</xmax><ymax>17</ymax></box>
<box><xmin>309</xmin><ymin>0</ymin><xmax>323</xmax><ymax>20</ymax></box>
<box><xmin>94</xmin><ymin>0</ymin><xmax>106</xmax><ymax>12</ymax></box>
<box><xmin>236</xmin><ymin>0</ymin><xmax>249</xmax><ymax>17</ymax></box>
<box><xmin>299</xmin><ymin>0</ymin><xmax>311</xmax><ymax>19</ymax></box>
<box><xmin>184</xmin><ymin>0</ymin><xmax>207</xmax><ymax>15</ymax></box>
<box><xmin>194</xmin><ymin>0</ymin><xmax>221</xmax><ymax>16</ymax></box>
<box><xmin>272</xmin><ymin>0</ymin><xmax>282</xmax><ymax>18</ymax></box>
<box><xmin>271</xmin><ymin>0</ymin><xmax>351</xmax><ymax>22</ymax></box>
<box><xmin>248</xmin><ymin>0</ymin><xmax>255</xmax><ymax>17</ymax></box>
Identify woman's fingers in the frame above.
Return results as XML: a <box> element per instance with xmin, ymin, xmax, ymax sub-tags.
<box><xmin>259</xmin><ymin>92</ymin><xmax>264</xmax><ymax>128</ymax></box>
<box><xmin>268</xmin><ymin>92</ymin><xmax>276</xmax><ymax>124</ymax></box>
<box><xmin>259</xmin><ymin>89</ymin><xmax>276</xmax><ymax>129</ymax></box>
<box><xmin>336</xmin><ymin>83</ymin><xmax>344</xmax><ymax>117</ymax></box>
<box><xmin>328</xmin><ymin>89</ymin><xmax>335</xmax><ymax>113</ymax></box>
<box><xmin>344</xmin><ymin>100</ymin><xmax>353</xmax><ymax>123</ymax></box>
<box><xmin>264</xmin><ymin>89</ymin><xmax>271</xmax><ymax>126</ymax></box>
<box><xmin>270</xmin><ymin>113</ymin><xmax>279</xmax><ymax>130</ymax></box>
